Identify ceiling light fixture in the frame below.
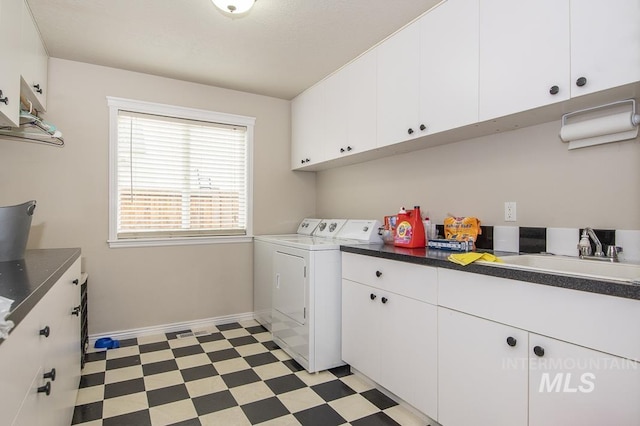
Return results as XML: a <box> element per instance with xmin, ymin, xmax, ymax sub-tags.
<box><xmin>212</xmin><ymin>0</ymin><xmax>256</xmax><ymax>14</ymax></box>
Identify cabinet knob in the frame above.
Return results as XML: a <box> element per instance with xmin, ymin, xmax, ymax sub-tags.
<box><xmin>39</xmin><ymin>326</ymin><xmax>50</xmax><ymax>338</ymax></box>
<box><xmin>346</xmin><ymin>146</ymin><xmax>352</xmax><ymax>151</ymax></box>
<box><xmin>72</xmin><ymin>306</ymin><xmax>81</xmax><ymax>316</ymax></box>
<box><xmin>37</xmin><ymin>382</ymin><xmax>51</xmax><ymax>396</ymax></box>
<box><xmin>0</xmin><ymin>90</ymin><xmax>8</xmax><ymax>105</ymax></box>
<box><xmin>73</xmin><ymin>278</ymin><xmax>79</xmax><ymax>285</ymax></box>
<box><xmin>370</xmin><ymin>293</ymin><xmax>377</xmax><ymax>300</ymax></box>
<box><xmin>419</xmin><ymin>124</ymin><xmax>426</xmax><ymax>131</ymax></box>
<box><xmin>549</xmin><ymin>85</ymin><xmax>559</xmax><ymax>95</ymax></box>
<box><xmin>340</xmin><ymin>148</ymin><xmax>345</xmax><ymax>153</ymax></box>
<box><xmin>407</xmin><ymin>128</ymin><xmax>414</xmax><ymax>135</ymax></box>
<box><xmin>305</xmin><ymin>158</ymin><xmax>310</xmax><ymax>163</ymax></box>
<box><xmin>381</xmin><ymin>297</ymin><xmax>388</xmax><ymax>304</ymax></box>
<box><xmin>533</xmin><ymin>345</ymin><xmax>545</xmax><ymax>357</ymax></box>
<box><xmin>43</xmin><ymin>368</ymin><xmax>56</xmax><ymax>381</ymax></box>
<box><xmin>576</xmin><ymin>77</ymin><xmax>587</xmax><ymax>87</ymax></box>
<box><xmin>33</xmin><ymin>83</ymin><xmax>43</xmax><ymax>94</ymax></box>
<box><xmin>506</xmin><ymin>336</ymin><xmax>517</xmax><ymax>347</ymax></box>
<box><xmin>375</xmin><ymin>270</ymin><xmax>382</xmax><ymax>278</ymax></box>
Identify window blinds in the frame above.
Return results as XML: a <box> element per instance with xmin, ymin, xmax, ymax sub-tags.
<box><xmin>116</xmin><ymin>110</ymin><xmax>248</xmax><ymax>238</ymax></box>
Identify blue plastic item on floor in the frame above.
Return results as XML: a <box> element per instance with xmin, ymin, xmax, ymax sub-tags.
<box><xmin>94</xmin><ymin>337</ymin><xmax>120</xmax><ymax>350</ymax></box>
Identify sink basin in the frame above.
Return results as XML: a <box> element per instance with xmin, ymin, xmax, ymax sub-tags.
<box><xmin>479</xmin><ymin>254</ymin><xmax>640</xmax><ymax>283</ymax></box>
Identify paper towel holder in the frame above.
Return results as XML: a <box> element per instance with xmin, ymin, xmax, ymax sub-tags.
<box><xmin>560</xmin><ymin>99</ymin><xmax>640</xmax><ymax>150</ymax></box>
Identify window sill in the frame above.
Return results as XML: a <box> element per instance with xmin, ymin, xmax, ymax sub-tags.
<box><xmin>108</xmin><ymin>235</ymin><xmax>253</xmax><ymax>248</ymax></box>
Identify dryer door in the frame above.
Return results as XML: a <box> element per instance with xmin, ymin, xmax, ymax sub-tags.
<box><xmin>273</xmin><ymin>251</ymin><xmax>307</xmax><ymax>325</ymax></box>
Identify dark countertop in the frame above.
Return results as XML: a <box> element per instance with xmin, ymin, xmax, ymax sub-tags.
<box><xmin>341</xmin><ymin>244</ymin><xmax>640</xmax><ymax>301</ymax></box>
<box><xmin>0</xmin><ymin>248</ymin><xmax>81</xmax><ymax>337</ymax></box>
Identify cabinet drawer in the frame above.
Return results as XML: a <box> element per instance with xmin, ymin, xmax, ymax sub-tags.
<box><xmin>438</xmin><ymin>268</ymin><xmax>640</xmax><ymax>362</ymax></box>
<box><xmin>342</xmin><ymin>252</ymin><xmax>437</xmax><ymax>304</ymax></box>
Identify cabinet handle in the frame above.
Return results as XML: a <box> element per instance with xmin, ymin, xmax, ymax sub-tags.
<box><xmin>370</xmin><ymin>293</ymin><xmax>377</xmax><ymax>300</ymax></box>
<box><xmin>407</xmin><ymin>128</ymin><xmax>414</xmax><ymax>135</ymax></box>
<box><xmin>576</xmin><ymin>77</ymin><xmax>587</xmax><ymax>87</ymax></box>
<box><xmin>43</xmin><ymin>368</ymin><xmax>56</xmax><ymax>381</ymax></box>
<box><xmin>0</xmin><ymin>90</ymin><xmax>8</xmax><ymax>105</ymax></box>
<box><xmin>506</xmin><ymin>336</ymin><xmax>517</xmax><ymax>347</ymax></box>
<box><xmin>37</xmin><ymin>382</ymin><xmax>51</xmax><ymax>396</ymax></box>
<box><xmin>381</xmin><ymin>297</ymin><xmax>388</xmax><ymax>304</ymax></box>
<box><xmin>346</xmin><ymin>146</ymin><xmax>352</xmax><ymax>151</ymax></box>
<box><xmin>33</xmin><ymin>84</ymin><xmax>43</xmax><ymax>94</ymax></box>
<box><xmin>72</xmin><ymin>306</ymin><xmax>81</xmax><ymax>316</ymax></box>
<box><xmin>419</xmin><ymin>124</ymin><xmax>426</xmax><ymax>131</ymax></box>
<box><xmin>39</xmin><ymin>326</ymin><xmax>50</xmax><ymax>338</ymax></box>
<box><xmin>375</xmin><ymin>270</ymin><xmax>382</xmax><ymax>278</ymax></box>
<box><xmin>73</xmin><ymin>278</ymin><xmax>79</xmax><ymax>285</ymax></box>
<box><xmin>549</xmin><ymin>85</ymin><xmax>559</xmax><ymax>95</ymax></box>
<box><xmin>533</xmin><ymin>345</ymin><xmax>545</xmax><ymax>357</ymax></box>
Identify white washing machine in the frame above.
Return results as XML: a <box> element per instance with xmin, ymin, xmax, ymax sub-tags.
<box><xmin>254</xmin><ymin>219</ymin><xmax>381</xmax><ymax>373</ymax></box>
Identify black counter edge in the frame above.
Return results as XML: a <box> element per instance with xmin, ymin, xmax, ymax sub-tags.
<box><xmin>340</xmin><ymin>245</ymin><xmax>640</xmax><ymax>301</ymax></box>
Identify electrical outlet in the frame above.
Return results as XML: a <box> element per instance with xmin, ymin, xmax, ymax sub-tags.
<box><xmin>504</xmin><ymin>202</ymin><xmax>517</xmax><ymax>222</ymax></box>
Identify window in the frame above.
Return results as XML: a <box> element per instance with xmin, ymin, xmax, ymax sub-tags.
<box><xmin>107</xmin><ymin>97</ymin><xmax>254</xmax><ymax>247</ymax></box>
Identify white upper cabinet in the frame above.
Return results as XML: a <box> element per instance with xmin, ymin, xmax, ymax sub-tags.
<box><xmin>0</xmin><ymin>0</ymin><xmax>23</xmax><ymax>126</ymax></box>
<box><xmin>291</xmin><ymin>82</ymin><xmax>326</xmax><ymax>169</ymax></box>
<box><xmin>20</xmin><ymin>1</ymin><xmax>48</xmax><ymax>111</ymax></box>
<box><xmin>570</xmin><ymin>0</ymin><xmax>640</xmax><ymax>97</ymax></box>
<box><xmin>479</xmin><ymin>0</ymin><xmax>571</xmax><ymax>121</ymax></box>
<box><xmin>419</xmin><ymin>0</ymin><xmax>479</xmax><ymax>134</ymax></box>
<box><xmin>376</xmin><ymin>19</ymin><xmax>422</xmax><ymax>147</ymax></box>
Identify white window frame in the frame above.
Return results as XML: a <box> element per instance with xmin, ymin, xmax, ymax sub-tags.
<box><xmin>107</xmin><ymin>96</ymin><xmax>255</xmax><ymax>248</ymax></box>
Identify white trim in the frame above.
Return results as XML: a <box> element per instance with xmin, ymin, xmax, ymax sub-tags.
<box><xmin>107</xmin><ymin>235</ymin><xmax>253</xmax><ymax>248</ymax></box>
<box><xmin>88</xmin><ymin>311</ymin><xmax>258</xmax><ymax>349</ymax></box>
<box><xmin>106</xmin><ymin>96</ymin><xmax>255</xmax><ymax>248</ymax></box>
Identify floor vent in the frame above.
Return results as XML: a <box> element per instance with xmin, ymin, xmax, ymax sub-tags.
<box><xmin>176</xmin><ymin>330</ymin><xmax>210</xmax><ymax>339</ymax></box>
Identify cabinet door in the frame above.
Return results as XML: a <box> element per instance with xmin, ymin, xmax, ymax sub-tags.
<box><xmin>345</xmin><ymin>49</ymin><xmax>377</xmax><ymax>156</ymax></box>
<box><xmin>479</xmin><ymin>0</ymin><xmax>570</xmax><ymax>121</ymax></box>
<box><xmin>323</xmin><ymin>69</ymin><xmax>349</xmax><ymax>159</ymax></box>
<box><xmin>570</xmin><ymin>0</ymin><xmax>640</xmax><ymax>97</ymax></box>
<box><xmin>379</xmin><ymin>293</ymin><xmax>438</xmax><ymax>418</ymax></box>
<box><xmin>0</xmin><ymin>0</ymin><xmax>23</xmax><ymax>126</ymax></box>
<box><xmin>20</xmin><ymin>2</ymin><xmax>48</xmax><ymax>111</ymax></box>
<box><xmin>529</xmin><ymin>334</ymin><xmax>640</xmax><ymax>426</ymax></box>
<box><xmin>341</xmin><ymin>279</ymin><xmax>379</xmax><ymax>381</ymax></box>
<box><xmin>291</xmin><ymin>83</ymin><xmax>325</xmax><ymax>169</ymax></box>
<box><xmin>438</xmin><ymin>308</ymin><xmax>528</xmax><ymax>426</ymax></box>
<box><xmin>419</xmin><ymin>0</ymin><xmax>479</xmax><ymax>134</ymax></box>
<box><xmin>376</xmin><ymin>20</ymin><xmax>421</xmax><ymax>147</ymax></box>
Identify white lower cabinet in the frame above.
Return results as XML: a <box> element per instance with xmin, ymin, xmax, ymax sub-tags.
<box><xmin>342</xmin><ymin>278</ymin><xmax>438</xmax><ymax>417</ymax></box>
<box><xmin>0</xmin><ymin>257</ymin><xmax>81</xmax><ymax>426</ymax></box>
<box><xmin>438</xmin><ymin>307</ymin><xmax>528</xmax><ymax>426</ymax></box>
<box><xmin>529</xmin><ymin>335</ymin><xmax>640</xmax><ymax>426</ymax></box>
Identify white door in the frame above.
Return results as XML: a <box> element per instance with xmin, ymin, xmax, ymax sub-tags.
<box><xmin>376</xmin><ymin>19</ymin><xmax>421</xmax><ymax>147</ymax></box>
<box><xmin>419</xmin><ymin>0</ymin><xmax>479</xmax><ymax>134</ymax></box>
<box><xmin>291</xmin><ymin>83</ymin><xmax>326</xmax><ymax>169</ymax></box>
<box><xmin>479</xmin><ymin>0</ymin><xmax>570</xmax><ymax>120</ymax></box>
<box><xmin>570</xmin><ymin>0</ymin><xmax>640</xmax><ymax>97</ymax></box>
<box><xmin>273</xmin><ymin>251</ymin><xmax>307</xmax><ymax>325</ymax></box>
<box><xmin>345</xmin><ymin>49</ymin><xmax>377</xmax><ymax>155</ymax></box>
<box><xmin>438</xmin><ymin>308</ymin><xmax>528</xmax><ymax>426</ymax></box>
<box><xmin>529</xmin><ymin>334</ymin><xmax>640</xmax><ymax>426</ymax></box>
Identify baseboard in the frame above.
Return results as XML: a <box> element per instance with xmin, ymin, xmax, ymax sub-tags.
<box><xmin>88</xmin><ymin>311</ymin><xmax>256</xmax><ymax>350</ymax></box>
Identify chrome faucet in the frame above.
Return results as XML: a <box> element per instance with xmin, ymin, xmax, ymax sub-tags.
<box><xmin>578</xmin><ymin>228</ymin><xmax>622</xmax><ymax>262</ymax></box>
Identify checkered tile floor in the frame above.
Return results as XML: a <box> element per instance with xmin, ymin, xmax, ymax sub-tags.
<box><xmin>73</xmin><ymin>319</ymin><xmax>426</xmax><ymax>425</ymax></box>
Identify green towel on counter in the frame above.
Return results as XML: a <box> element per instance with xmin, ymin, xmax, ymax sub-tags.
<box><xmin>448</xmin><ymin>252</ymin><xmax>503</xmax><ymax>266</ymax></box>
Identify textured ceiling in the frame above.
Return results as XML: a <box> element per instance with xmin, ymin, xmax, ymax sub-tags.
<box><xmin>27</xmin><ymin>0</ymin><xmax>441</xmax><ymax>100</ymax></box>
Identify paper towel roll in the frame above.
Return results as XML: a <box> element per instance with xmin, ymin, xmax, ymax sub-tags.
<box><xmin>560</xmin><ymin>111</ymin><xmax>636</xmax><ymax>142</ymax></box>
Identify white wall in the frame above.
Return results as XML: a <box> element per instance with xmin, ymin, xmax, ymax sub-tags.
<box><xmin>316</xmin><ymin>119</ymin><xmax>640</xmax><ymax>229</ymax></box>
<box><xmin>0</xmin><ymin>58</ymin><xmax>316</xmax><ymax>334</ymax></box>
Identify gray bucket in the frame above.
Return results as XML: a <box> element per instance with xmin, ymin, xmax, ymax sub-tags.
<box><xmin>0</xmin><ymin>200</ymin><xmax>36</xmax><ymax>262</ymax></box>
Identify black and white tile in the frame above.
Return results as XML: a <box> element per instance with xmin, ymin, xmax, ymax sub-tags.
<box><xmin>73</xmin><ymin>320</ymin><xmax>427</xmax><ymax>425</ymax></box>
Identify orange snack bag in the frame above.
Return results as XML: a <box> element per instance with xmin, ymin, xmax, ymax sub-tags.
<box><xmin>444</xmin><ymin>216</ymin><xmax>482</xmax><ymax>242</ymax></box>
